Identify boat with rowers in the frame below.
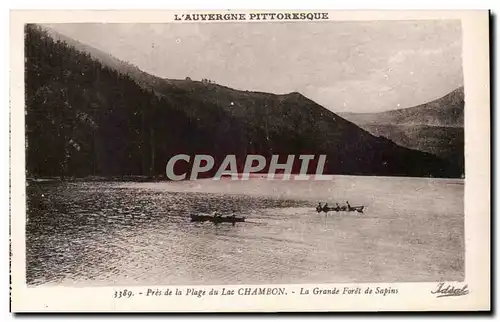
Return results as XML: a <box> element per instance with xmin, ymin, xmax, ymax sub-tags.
<box><xmin>316</xmin><ymin>201</ymin><xmax>365</xmax><ymax>213</ymax></box>
<box><xmin>190</xmin><ymin>212</ymin><xmax>246</xmax><ymax>224</ymax></box>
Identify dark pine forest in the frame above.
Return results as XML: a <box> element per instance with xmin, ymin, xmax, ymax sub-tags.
<box><xmin>26</xmin><ymin>24</ymin><xmax>211</xmax><ymax>178</ymax></box>
<box><xmin>25</xmin><ymin>24</ymin><xmax>462</xmax><ymax>179</ymax></box>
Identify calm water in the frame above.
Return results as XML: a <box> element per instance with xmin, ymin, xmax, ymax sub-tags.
<box><xmin>26</xmin><ymin>176</ymin><xmax>464</xmax><ymax>286</ymax></box>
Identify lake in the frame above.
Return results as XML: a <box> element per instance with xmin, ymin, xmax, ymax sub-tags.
<box><xmin>26</xmin><ymin>176</ymin><xmax>464</xmax><ymax>286</ymax></box>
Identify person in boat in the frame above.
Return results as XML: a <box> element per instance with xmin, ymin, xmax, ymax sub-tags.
<box><xmin>346</xmin><ymin>201</ymin><xmax>352</xmax><ymax>211</ymax></box>
<box><xmin>335</xmin><ymin>203</ymin><xmax>340</xmax><ymax>211</ymax></box>
<box><xmin>322</xmin><ymin>203</ymin><xmax>329</xmax><ymax>212</ymax></box>
<box><xmin>317</xmin><ymin>202</ymin><xmax>322</xmax><ymax>212</ymax></box>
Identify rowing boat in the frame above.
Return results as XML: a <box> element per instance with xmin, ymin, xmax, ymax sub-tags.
<box><xmin>316</xmin><ymin>206</ymin><xmax>365</xmax><ymax>213</ymax></box>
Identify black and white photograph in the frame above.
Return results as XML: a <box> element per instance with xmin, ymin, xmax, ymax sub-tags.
<box><xmin>10</xmin><ymin>10</ymin><xmax>490</xmax><ymax>312</ymax></box>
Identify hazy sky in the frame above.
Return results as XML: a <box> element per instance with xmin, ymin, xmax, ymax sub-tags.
<box><xmin>48</xmin><ymin>21</ymin><xmax>463</xmax><ymax>113</ymax></box>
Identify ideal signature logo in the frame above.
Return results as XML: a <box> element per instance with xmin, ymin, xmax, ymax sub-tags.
<box><xmin>431</xmin><ymin>283</ymin><xmax>469</xmax><ymax>298</ymax></box>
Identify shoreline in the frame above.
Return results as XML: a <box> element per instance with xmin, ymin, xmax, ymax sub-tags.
<box><xmin>26</xmin><ymin>172</ymin><xmax>465</xmax><ymax>184</ymax></box>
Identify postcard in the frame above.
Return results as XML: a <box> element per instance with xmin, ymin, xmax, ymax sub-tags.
<box><xmin>10</xmin><ymin>10</ymin><xmax>490</xmax><ymax>312</ymax></box>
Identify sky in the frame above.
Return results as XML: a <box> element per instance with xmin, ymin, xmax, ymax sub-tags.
<box><xmin>48</xmin><ymin>20</ymin><xmax>463</xmax><ymax>113</ymax></box>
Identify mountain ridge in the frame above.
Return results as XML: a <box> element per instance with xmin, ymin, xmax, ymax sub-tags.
<box><xmin>25</xmin><ymin>24</ymin><xmax>462</xmax><ymax>179</ymax></box>
<box><xmin>45</xmin><ymin>25</ymin><xmax>307</xmax><ymax>100</ymax></box>
<box><xmin>340</xmin><ymin>87</ymin><xmax>464</xmax><ymax>128</ymax></box>
<box><xmin>339</xmin><ymin>87</ymin><xmax>464</xmax><ymax>176</ymax></box>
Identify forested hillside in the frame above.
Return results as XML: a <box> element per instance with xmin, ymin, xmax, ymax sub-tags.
<box><xmin>25</xmin><ymin>24</ymin><xmax>461</xmax><ymax>179</ymax></box>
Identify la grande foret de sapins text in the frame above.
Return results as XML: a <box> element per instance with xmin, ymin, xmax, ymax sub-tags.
<box><xmin>174</xmin><ymin>12</ymin><xmax>329</xmax><ymax>22</ymax></box>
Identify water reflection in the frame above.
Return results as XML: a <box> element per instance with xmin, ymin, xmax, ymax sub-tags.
<box><xmin>26</xmin><ymin>179</ymin><xmax>464</xmax><ymax>286</ymax></box>
<box><xmin>26</xmin><ymin>182</ymin><xmax>309</xmax><ymax>286</ymax></box>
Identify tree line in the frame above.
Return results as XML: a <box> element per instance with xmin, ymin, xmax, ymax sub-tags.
<box><xmin>25</xmin><ymin>24</ymin><xmax>208</xmax><ymax>178</ymax></box>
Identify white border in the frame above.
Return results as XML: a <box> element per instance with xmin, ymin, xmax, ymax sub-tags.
<box><xmin>8</xmin><ymin>8</ymin><xmax>491</xmax><ymax>314</ymax></box>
